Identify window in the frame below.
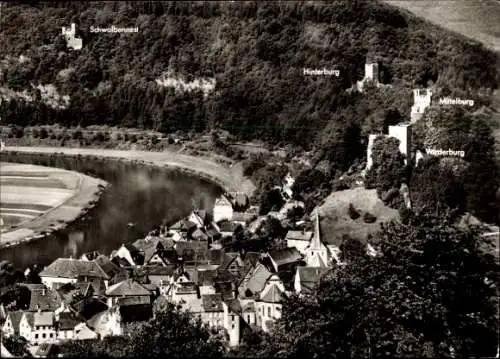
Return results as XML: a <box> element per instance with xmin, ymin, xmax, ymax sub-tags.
<box><xmin>49</xmin><ymin>333</ymin><xmax>53</xmax><ymax>338</ymax></box>
<box><xmin>35</xmin><ymin>334</ymin><xmax>39</xmax><ymax>339</ymax></box>
<box><xmin>246</xmin><ymin>315</ymin><xmax>250</xmax><ymax>322</ymax></box>
<box><xmin>267</xmin><ymin>307</ymin><xmax>271</xmax><ymax>317</ymax></box>
<box><xmin>42</xmin><ymin>333</ymin><xmax>46</xmax><ymax>338</ymax></box>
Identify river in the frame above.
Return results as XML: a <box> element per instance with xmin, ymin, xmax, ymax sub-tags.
<box><xmin>0</xmin><ymin>152</ymin><xmax>223</xmax><ymax>269</ymax></box>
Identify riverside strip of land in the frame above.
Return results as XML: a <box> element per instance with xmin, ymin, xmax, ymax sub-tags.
<box><xmin>3</xmin><ymin>146</ymin><xmax>255</xmax><ymax>195</ymax></box>
<box><xmin>0</xmin><ymin>162</ymin><xmax>107</xmax><ymax>248</ymax></box>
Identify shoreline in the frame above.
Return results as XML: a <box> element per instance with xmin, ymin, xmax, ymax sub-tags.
<box><xmin>0</xmin><ymin>162</ymin><xmax>108</xmax><ymax>249</ymax></box>
<box><xmin>2</xmin><ymin>146</ymin><xmax>255</xmax><ymax>195</ymax></box>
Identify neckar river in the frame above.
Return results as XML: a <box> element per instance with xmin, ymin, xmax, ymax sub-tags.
<box><xmin>0</xmin><ymin>152</ymin><xmax>223</xmax><ymax>269</ymax></box>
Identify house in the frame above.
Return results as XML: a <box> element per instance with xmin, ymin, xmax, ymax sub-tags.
<box><xmin>105</xmin><ymin>279</ymin><xmax>152</xmax><ymax>308</ymax></box>
<box><xmin>222</xmin><ymin>299</ymin><xmax>242</xmax><ymax>347</ymax></box>
<box><xmin>240</xmin><ymin>299</ymin><xmax>257</xmax><ymax>327</ymax></box>
<box><xmin>286</xmin><ymin>230</ymin><xmax>313</xmax><ymax>253</ymax></box>
<box><xmin>169</xmin><ymin>219</ymin><xmax>198</xmax><ymax>237</ymax></box>
<box><xmin>231</xmin><ymin>212</ymin><xmax>256</xmax><ymax>227</ymax></box>
<box><xmin>2</xmin><ymin>311</ymin><xmax>24</xmax><ymax>337</ymax></box>
<box><xmin>73</xmin><ymin>322</ymin><xmax>98</xmax><ymax>340</ymax></box>
<box><xmin>188</xmin><ymin>210</ymin><xmax>207</xmax><ymax>229</ymax></box>
<box><xmin>132</xmin><ymin>237</ymin><xmax>176</xmax><ymax>266</ymax></box>
<box><xmin>200</xmin><ymin>294</ymin><xmax>225</xmax><ymax>328</ymax></box>
<box><xmin>39</xmin><ymin>258</ymin><xmax>111</xmax><ymax>290</ymax></box>
<box><xmin>19</xmin><ymin>311</ymin><xmax>57</xmax><ymax>344</ymax></box>
<box><xmin>94</xmin><ymin>255</ymin><xmax>128</xmax><ymax>285</ymax></box>
<box><xmin>191</xmin><ymin>228</ymin><xmax>209</xmax><ymax>242</ymax></box>
<box><xmin>175</xmin><ymin>241</ymin><xmax>209</xmax><ymax>264</ymax></box>
<box><xmin>304</xmin><ymin>212</ymin><xmax>329</xmax><ymax>268</ymax></box>
<box><xmin>266</xmin><ymin>247</ymin><xmax>304</xmax><ymax>273</ymax></box>
<box><xmin>218</xmin><ymin>220</ymin><xmax>241</xmax><ymax>238</ymax></box>
<box><xmin>255</xmin><ymin>275</ymin><xmax>286</xmax><ymax>332</ymax></box>
<box><xmin>87</xmin><ymin>305</ymin><xmax>122</xmax><ymax>338</ymax></box>
<box><xmin>214</xmin><ymin>195</ymin><xmax>233</xmax><ymax>223</ymax></box>
<box><xmin>144</xmin><ymin>265</ymin><xmax>176</xmax><ymax>295</ymax></box>
<box><xmin>25</xmin><ymin>285</ymin><xmax>62</xmax><ymax>312</ymax></box>
<box><xmin>55</xmin><ymin>282</ymin><xmax>93</xmax><ymax>308</ymax></box>
<box><xmin>294</xmin><ymin>267</ymin><xmax>330</xmax><ymax>295</ymax></box>
<box><xmin>220</xmin><ymin>252</ymin><xmax>245</xmax><ymax>278</ymax></box>
<box><xmin>238</xmin><ymin>263</ymin><xmax>273</xmax><ymax>299</ymax></box>
<box><xmin>169</xmin><ymin>281</ymin><xmax>199</xmax><ymax>306</ymax></box>
<box><xmin>55</xmin><ymin>311</ymin><xmax>81</xmax><ymax>341</ymax></box>
<box><xmin>111</xmin><ymin>243</ymin><xmax>142</xmax><ymax>266</ymax></box>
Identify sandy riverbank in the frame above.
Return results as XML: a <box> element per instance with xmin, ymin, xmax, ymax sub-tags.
<box><xmin>2</xmin><ymin>146</ymin><xmax>255</xmax><ymax>195</ymax></box>
<box><xmin>0</xmin><ymin>162</ymin><xmax>107</xmax><ymax>248</ymax></box>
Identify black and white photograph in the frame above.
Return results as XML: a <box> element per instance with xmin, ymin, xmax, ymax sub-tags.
<box><xmin>0</xmin><ymin>1</ymin><xmax>499</xmax><ymax>358</ymax></box>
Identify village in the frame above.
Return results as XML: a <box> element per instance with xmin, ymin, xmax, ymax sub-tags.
<box><xmin>0</xmin><ymin>62</ymin><xmax>488</xmax><ymax>355</ymax></box>
<box><xmin>0</xmin><ymin>178</ymin><xmax>362</xmax><ymax>355</ymax></box>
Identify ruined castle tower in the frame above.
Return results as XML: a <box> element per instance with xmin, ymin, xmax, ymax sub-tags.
<box><xmin>410</xmin><ymin>89</ymin><xmax>432</xmax><ymax>122</ymax></box>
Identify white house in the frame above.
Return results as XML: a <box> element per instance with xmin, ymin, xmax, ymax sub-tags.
<box><xmin>255</xmin><ymin>275</ymin><xmax>285</xmax><ymax>333</ymax></box>
<box><xmin>213</xmin><ymin>195</ymin><xmax>233</xmax><ymax>223</ymax></box>
<box><xmin>39</xmin><ymin>258</ymin><xmax>110</xmax><ymax>290</ymax></box>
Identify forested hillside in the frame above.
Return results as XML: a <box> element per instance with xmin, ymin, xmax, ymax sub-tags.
<box><xmin>1</xmin><ymin>0</ymin><xmax>499</xmax><ymax>222</ymax></box>
<box><xmin>1</xmin><ymin>1</ymin><xmax>498</xmax><ymax>144</ymax></box>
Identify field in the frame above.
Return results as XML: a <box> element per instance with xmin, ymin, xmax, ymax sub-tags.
<box><xmin>316</xmin><ymin>188</ymin><xmax>399</xmax><ymax>246</ymax></box>
<box><xmin>0</xmin><ymin>162</ymin><xmax>106</xmax><ymax>247</ymax></box>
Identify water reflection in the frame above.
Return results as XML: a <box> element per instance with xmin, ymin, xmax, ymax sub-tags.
<box><xmin>0</xmin><ymin>153</ymin><xmax>222</xmax><ymax>268</ymax></box>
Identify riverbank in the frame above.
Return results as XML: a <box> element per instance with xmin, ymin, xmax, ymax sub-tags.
<box><xmin>2</xmin><ymin>146</ymin><xmax>255</xmax><ymax>196</ymax></box>
<box><xmin>0</xmin><ymin>162</ymin><xmax>107</xmax><ymax>249</ymax></box>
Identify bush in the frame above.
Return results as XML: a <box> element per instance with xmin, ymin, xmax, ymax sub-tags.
<box><xmin>40</xmin><ymin>128</ymin><xmax>49</xmax><ymax>139</ymax></box>
<box><xmin>13</xmin><ymin>126</ymin><xmax>24</xmax><ymax>138</ymax></box>
<box><xmin>72</xmin><ymin>130</ymin><xmax>83</xmax><ymax>140</ymax></box>
<box><xmin>32</xmin><ymin>129</ymin><xmax>40</xmax><ymax>138</ymax></box>
<box><xmin>348</xmin><ymin>203</ymin><xmax>361</xmax><ymax>220</ymax></box>
<box><xmin>130</xmin><ymin>134</ymin><xmax>138</xmax><ymax>143</ymax></box>
<box><xmin>363</xmin><ymin>212</ymin><xmax>377</xmax><ymax>223</ymax></box>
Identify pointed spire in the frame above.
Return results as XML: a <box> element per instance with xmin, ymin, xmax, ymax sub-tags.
<box><xmin>309</xmin><ymin>211</ymin><xmax>323</xmax><ymax>250</ymax></box>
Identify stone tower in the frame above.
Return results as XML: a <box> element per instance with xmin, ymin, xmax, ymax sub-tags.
<box><xmin>388</xmin><ymin>124</ymin><xmax>412</xmax><ymax>165</ymax></box>
<box><xmin>410</xmin><ymin>89</ymin><xmax>432</xmax><ymax>122</ymax></box>
<box><xmin>365</xmin><ymin>63</ymin><xmax>379</xmax><ymax>83</ymax></box>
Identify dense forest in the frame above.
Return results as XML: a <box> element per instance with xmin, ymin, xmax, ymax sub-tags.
<box><xmin>1</xmin><ymin>0</ymin><xmax>499</xmax><ymax>222</ymax></box>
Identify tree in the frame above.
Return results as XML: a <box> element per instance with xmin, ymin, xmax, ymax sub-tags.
<box><xmin>56</xmin><ymin>303</ymin><xmax>225</xmax><ymax>358</ymax></box>
<box><xmin>365</xmin><ymin>136</ymin><xmax>408</xmax><ymax>192</ymax></box>
<box><xmin>258</xmin><ymin>211</ymin><xmax>499</xmax><ymax>358</ymax></box>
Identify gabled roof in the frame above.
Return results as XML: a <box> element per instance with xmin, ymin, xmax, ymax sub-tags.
<box><xmin>117</xmin><ymin>296</ymin><xmax>151</xmax><ymax>306</ymax></box>
<box><xmin>259</xmin><ymin>284</ymin><xmax>284</xmax><ymax>303</ymax></box>
<box><xmin>34</xmin><ymin>312</ymin><xmax>54</xmax><ymax>326</ymax></box>
<box><xmin>196</xmin><ymin>269</ymin><xmax>218</xmax><ymax>286</ymax></box>
<box><xmin>106</xmin><ymin>279</ymin><xmax>151</xmax><ymax>297</ymax></box>
<box><xmin>208</xmin><ymin>249</ymin><xmax>225</xmax><ymax>265</ymax></box>
<box><xmin>29</xmin><ymin>288</ymin><xmax>62</xmax><ymax>311</ymax></box>
<box><xmin>191</xmin><ymin>228</ymin><xmax>209</xmax><ymax>241</ymax></box>
<box><xmin>245</xmin><ymin>263</ymin><xmax>272</xmax><ymax>296</ymax></box>
<box><xmin>218</xmin><ymin>220</ymin><xmax>241</xmax><ymax>233</ymax></box>
<box><xmin>296</xmin><ymin>267</ymin><xmax>330</xmax><ymax>294</ymax></box>
<box><xmin>74</xmin><ymin>298</ymin><xmax>108</xmax><ymax>321</ymax></box>
<box><xmin>6</xmin><ymin>311</ymin><xmax>24</xmax><ymax>334</ymax></box>
<box><xmin>215</xmin><ymin>195</ymin><xmax>232</xmax><ymax>207</ymax></box>
<box><xmin>244</xmin><ymin>252</ymin><xmax>261</xmax><ymax>267</ymax></box>
<box><xmin>56</xmin><ymin>282</ymin><xmax>92</xmax><ymax>305</ymax></box>
<box><xmin>268</xmin><ymin>247</ymin><xmax>303</xmax><ymax>267</ymax></box>
<box><xmin>286</xmin><ymin>230</ymin><xmax>313</xmax><ymax>241</ymax></box>
<box><xmin>39</xmin><ymin>258</ymin><xmax>109</xmax><ymax>280</ymax></box>
<box><xmin>202</xmin><ymin>294</ymin><xmax>223</xmax><ymax>312</ymax></box>
<box><xmin>225</xmin><ymin>298</ymin><xmax>242</xmax><ymax>314</ymax></box>
<box><xmin>144</xmin><ymin>265</ymin><xmax>175</xmax><ymax>277</ymax></box>
<box><xmin>58</xmin><ymin>312</ymin><xmax>81</xmax><ymax>330</ymax></box>
<box><xmin>94</xmin><ymin>255</ymin><xmax>122</xmax><ymax>279</ymax></box>
<box><xmin>175</xmin><ymin>282</ymin><xmax>198</xmax><ymax>295</ymax></box>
